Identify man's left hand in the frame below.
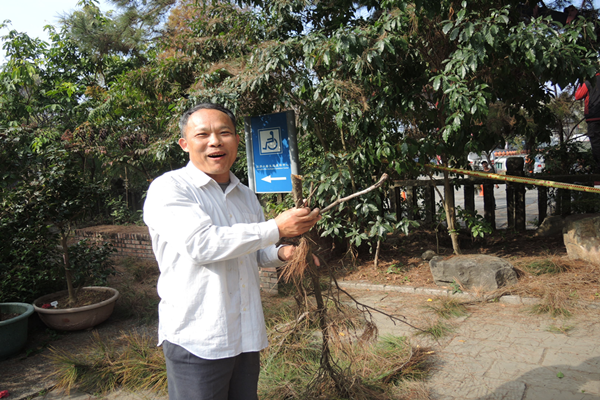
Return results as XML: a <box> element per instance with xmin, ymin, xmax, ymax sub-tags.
<box><xmin>278</xmin><ymin>245</ymin><xmax>320</xmax><ymax>266</ymax></box>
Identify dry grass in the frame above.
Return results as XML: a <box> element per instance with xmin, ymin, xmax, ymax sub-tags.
<box><xmin>47</xmin><ymin>294</ymin><xmax>434</xmax><ymax>399</ymax></box>
<box><xmin>424</xmin><ymin>298</ymin><xmax>468</xmax><ymax>319</ymax></box>
<box><xmin>485</xmin><ymin>256</ymin><xmax>599</xmax><ymax>314</ymax></box>
<box><xmin>47</xmin><ymin>330</ymin><xmax>167</xmax><ymax>396</ymax></box>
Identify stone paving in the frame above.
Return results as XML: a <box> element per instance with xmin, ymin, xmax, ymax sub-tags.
<box><xmin>339</xmin><ymin>282</ymin><xmax>600</xmax><ymax>400</ymax></box>
<box><xmin>8</xmin><ymin>282</ymin><xmax>600</xmax><ymax>399</ymax></box>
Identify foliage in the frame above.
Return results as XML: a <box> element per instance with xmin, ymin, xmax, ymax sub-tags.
<box><xmin>68</xmin><ymin>240</ymin><xmax>116</xmax><ymax>288</ymax></box>
<box><xmin>2</xmin><ymin>0</ymin><xmax>600</xmax><ymax>275</ymax></box>
<box><xmin>456</xmin><ymin>206</ymin><xmax>493</xmax><ymax>240</ymax></box>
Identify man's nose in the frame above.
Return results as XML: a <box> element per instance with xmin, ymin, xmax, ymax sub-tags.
<box><xmin>208</xmin><ymin>133</ymin><xmax>222</xmax><ymax>146</ymax></box>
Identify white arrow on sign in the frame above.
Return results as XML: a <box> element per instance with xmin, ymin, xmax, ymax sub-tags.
<box><xmin>261</xmin><ymin>175</ymin><xmax>287</xmax><ymax>183</ymax></box>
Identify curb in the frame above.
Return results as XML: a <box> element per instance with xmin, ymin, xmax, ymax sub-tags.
<box><xmin>337</xmin><ymin>281</ymin><xmax>539</xmax><ymax>305</ymax></box>
<box><xmin>337</xmin><ymin>281</ymin><xmax>600</xmax><ymax>309</ymax></box>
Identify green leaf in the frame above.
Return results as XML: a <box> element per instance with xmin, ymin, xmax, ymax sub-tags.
<box><xmin>442</xmin><ymin>22</ymin><xmax>454</xmax><ymax>35</ymax></box>
<box><xmin>433</xmin><ymin>76</ymin><xmax>441</xmax><ymax>91</ymax></box>
<box><xmin>557</xmin><ymin>372</ymin><xmax>564</xmax><ymax>379</ymax></box>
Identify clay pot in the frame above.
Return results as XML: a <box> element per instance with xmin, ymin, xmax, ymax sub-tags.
<box><xmin>33</xmin><ymin>287</ymin><xmax>119</xmax><ymax>331</ymax></box>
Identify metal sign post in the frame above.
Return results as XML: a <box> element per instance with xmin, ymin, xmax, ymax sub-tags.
<box><xmin>244</xmin><ymin>110</ymin><xmax>299</xmax><ymax>193</ymax></box>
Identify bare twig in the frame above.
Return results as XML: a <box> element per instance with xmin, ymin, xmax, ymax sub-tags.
<box><xmin>320</xmin><ymin>174</ymin><xmax>388</xmax><ymax>214</ymax></box>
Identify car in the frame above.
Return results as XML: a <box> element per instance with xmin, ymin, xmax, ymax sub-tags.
<box><xmin>533</xmin><ymin>155</ymin><xmax>545</xmax><ymax>174</ymax></box>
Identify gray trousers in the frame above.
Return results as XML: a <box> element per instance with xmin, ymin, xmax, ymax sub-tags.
<box><xmin>162</xmin><ymin>341</ymin><xmax>260</xmax><ymax>400</ymax></box>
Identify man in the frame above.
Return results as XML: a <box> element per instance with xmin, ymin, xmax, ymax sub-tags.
<box><xmin>575</xmin><ymin>73</ymin><xmax>600</xmax><ymax>172</ymax></box>
<box><xmin>143</xmin><ymin>103</ymin><xmax>321</xmax><ymax>400</ymax></box>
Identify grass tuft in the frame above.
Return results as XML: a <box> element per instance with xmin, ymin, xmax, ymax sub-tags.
<box><xmin>522</xmin><ymin>258</ymin><xmax>566</xmax><ymax>276</ymax></box>
<box><xmin>529</xmin><ymin>291</ymin><xmax>572</xmax><ymax>318</ymax></box>
<box><xmin>546</xmin><ymin>324</ymin><xmax>575</xmax><ymax>335</ymax></box>
<box><xmin>47</xmin><ymin>330</ymin><xmax>167</xmax><ymax>395</ymax></box>
<box><xmin>415</xmin><ymin>320</ymin><xmax>454</xmax><ymax>340</ymax></box>
<box><xmin>424</xmin><ymin>298</ymin><xmax>468</xmax><ymax>319</ymax></box>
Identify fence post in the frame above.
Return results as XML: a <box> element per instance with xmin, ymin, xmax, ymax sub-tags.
<box><xmin>392</xmin><ymin>186</ymin><xmax>402</xmax><ymax>219</ymax></box>
<box><xmin>424</xmin><ymin>185</ymin><xmax>436</xmax><ymax>223</ymax></box>
<box><xmin>538</xmin><ymin>186</ymin><xmax>547</xmax><ymax>224</ymax></box>
<box><xmin>483</xmin><ymin>181</ymin><xmax>496</xmax><ymax>230</ymax></box>
<box><xmin>506</xmin><ymin>157</ymin><xmax>526</xmax><ymax>231</ymax></box>
<box><xmin>464</xmin><ymin>181</ymin><xmax>475</xmax><ymax>214</ymax></box>
<box><xmin>406</xmin><ymin>186</ymin><xmax>419</xmax><ymax>220</ymax></box>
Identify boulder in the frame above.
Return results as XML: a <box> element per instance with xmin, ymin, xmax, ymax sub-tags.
<box><xmin>429</xmin><ymin>255</ymin><xmax>518</xmax><ymax>290</ymax></box>
<box><xmin>563</xmin><ymin>214</ymin><xmax>600</xmax><ymax>266</ymax></box>
<box><xmin>534</xmin><ymin>215</ymin><xmax>565</xmax><ymax>237</ymax></box>
<box><xmin>421</xmin><ymin>250</ymin><xmax>437</xmax><ymax>261</ymax></box>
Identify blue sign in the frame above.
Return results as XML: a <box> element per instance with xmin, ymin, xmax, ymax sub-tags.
<box><xmin>247</xmin><ymin>112</ymin><xmax>293</xmax><ymax>193</ymax></box>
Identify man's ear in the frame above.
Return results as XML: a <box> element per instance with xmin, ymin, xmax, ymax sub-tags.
<box><xmin>236</xmin><ymin>134</ymin><xmax>240</xmax><ymax>145</ymax></box>
<box><xmin>178</xmin><ymin>137</ymin><xmax>189</xmax><ymax>152</ymax></box>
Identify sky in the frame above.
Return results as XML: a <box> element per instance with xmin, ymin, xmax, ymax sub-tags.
<box><xmin>0</xmin><ymin>0</ymin><xmax>112</xmax><ymax>64</ymax></box>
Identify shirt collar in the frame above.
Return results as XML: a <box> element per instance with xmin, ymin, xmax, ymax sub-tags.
<box><xmin>184</xmin><ymin>161</ymin><xmax>240</xmax><ymax>191</ymax></box>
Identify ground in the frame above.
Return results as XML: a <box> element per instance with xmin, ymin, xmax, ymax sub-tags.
<box><xmin>337</xmin><ymin>228</ymin><xmax>599</xmax><ymax>302</ymax></box>
<box><xmin>1</xmin><ymin>226</ymin><xmax>598</xmax><ymax>399</ymax></box>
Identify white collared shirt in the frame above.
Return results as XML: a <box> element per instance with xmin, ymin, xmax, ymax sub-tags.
<box><xmin>143</xmin><ymin>162</ymin><xmax>282</xmax><ymax>359</ymax></box>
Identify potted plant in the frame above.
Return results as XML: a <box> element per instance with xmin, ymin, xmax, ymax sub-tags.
<box><xmin>33</xmin><ymin>239</ymin><xmax>119</xmax><ymax>331</ymax></box>
<box><xmin>9</xmin><ymin>138</ymin><xmax>120</xmax><ymax>331</ymax></box>
<box><xmin>0</xmin><ymin>302</ymin><xmax>35</xmax><ymax>359</ymax></box>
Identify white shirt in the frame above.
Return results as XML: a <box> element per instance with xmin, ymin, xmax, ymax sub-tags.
<box><xmin>143</xmin><ymin>162</ymin><xmax>282</xmax><ymax>359</ymax></box>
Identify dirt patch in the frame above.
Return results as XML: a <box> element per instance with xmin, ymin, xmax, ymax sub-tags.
<box><xmin>337</xmin><ymin>228</ymin><xmax>599</xmax><ymax>302</ymax></box>
<box><xmin>0</xmin><ymin>312</ymin><xmax>20</xmax><ymax>321</ymax></box>
<box><xmin>35</xmin><ymin>288</ymin><xmax>115</xmax><ymax>310</ymax></box>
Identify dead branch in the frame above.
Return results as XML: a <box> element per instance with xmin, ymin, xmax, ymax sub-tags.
<box><xmin>320</xmin><ymin>173</ymin><xmax>389</xmax><ymax>214</ymax></box>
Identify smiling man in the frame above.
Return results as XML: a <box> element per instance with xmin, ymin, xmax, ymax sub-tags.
<box><xmin>143</xmin><ymin>103</ymin><xmax>321</xmax><ymax>400</ymax></box>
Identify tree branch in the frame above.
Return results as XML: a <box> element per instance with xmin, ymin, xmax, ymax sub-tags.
<box><xmin>320</xmin><ymin>173</ymin><xmax>389</xmax><ymax>214</ymax></box>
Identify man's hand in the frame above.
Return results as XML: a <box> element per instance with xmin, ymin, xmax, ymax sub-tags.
<box><xmin>274</xmin><ymin>207</ymin><xmax>321</xmax><ymax>238</ymax></box>
<box><xmin>278</xmin><ymin>245</ymin><xmax>320</xmax><ymax>266</ymax></box>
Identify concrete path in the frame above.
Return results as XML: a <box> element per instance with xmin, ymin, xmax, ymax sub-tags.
<box><xmin>10</xmin><ymin>283</ymin><xmax>600</xmax><ymax>400</ymax></box>
<box><xmin>339</xmin><ymin>283</ymin><xmax>600</xmax><ymax>400</ymax></box>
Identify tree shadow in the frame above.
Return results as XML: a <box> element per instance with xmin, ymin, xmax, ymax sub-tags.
<box><xmin>475</xmin><ymin>356</ymin><xmax>600</xmax><ymax>400</ymax></box>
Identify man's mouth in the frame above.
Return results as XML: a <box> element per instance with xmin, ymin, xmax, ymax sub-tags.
<box><xmin>208</xmin><ymin>152</ymin><xmax>226</xmax><ymax>159</ymax></box>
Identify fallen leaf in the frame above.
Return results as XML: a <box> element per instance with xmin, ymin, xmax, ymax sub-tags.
<box><xmin>557</xmin><ymin>372</ymin><xmax>564</xmax><ymax>379</ymax></box>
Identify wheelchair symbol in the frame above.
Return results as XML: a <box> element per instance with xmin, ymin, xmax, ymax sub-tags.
<box><xmin>258</xmin><ymin>128</ymin><xmax>282</xmax><ymax>155</ymax></box>
<box><xmin>262</xmin><ymin>131</ymin><xmax>278</xmax><ymax>151</ymax></box>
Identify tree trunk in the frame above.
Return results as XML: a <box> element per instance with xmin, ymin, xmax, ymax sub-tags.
<box><xmin>442</xmin><ymin>170</ymin><xmax>461</xmax><ymax>254</ymax></box>
<box><xmin>61</xmin><ymin>233</ymin><xmax>77</xmax><ymax>306</ymax></box>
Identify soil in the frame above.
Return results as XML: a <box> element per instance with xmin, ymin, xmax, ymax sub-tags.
<box><xmin>35</xmin><ymin>289</ymin><xmax>115</xmax><ymax>310</ymax></box>
<box><xmin>336</xmin><ymin>228</ymin><xmax>600</xmax><ymax>302</ymax></box>
<box><xmin>0</xmin><ymin>312</ymin><xmax>19</xmax><ymax>321</ymax></box>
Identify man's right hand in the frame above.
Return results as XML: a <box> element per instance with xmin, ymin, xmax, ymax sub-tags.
<box><xmin>275</xmin><ymin>207</ymin><xmax>321</xmax><ymax>238</ymax></box>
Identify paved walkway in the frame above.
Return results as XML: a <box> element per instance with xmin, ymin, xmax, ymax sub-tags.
<box><xmin>6</xmin><ymin>283</ymin><xmax>600</xmax><ymax>400</ymax></box>
<box><xmin>339</xmin><ymin>282</ymin><xmax>600</xmax><ymax>400</ymax></box>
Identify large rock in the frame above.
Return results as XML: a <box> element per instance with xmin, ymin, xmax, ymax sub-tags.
<box><xmin>563</xmin><ymin>214</ymin><xmax>600</xmax><ymax>266</ymax></box>
<box><xmin>429</xmin><ymin>255</ymin><xmax>518</xmax><ymax>290</ymax></box>
<box><xmin>534</xmin><ymin>215</ymin><xmax>565</xmax><ymax>237</ymax></box>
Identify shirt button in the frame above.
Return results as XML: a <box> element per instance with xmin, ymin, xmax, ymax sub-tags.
<box><xmin>242</xmin><ymin>284</ymin><xmax>245</xmax><ymax>288</ymax></box>
<box><xmin>243</xmin><ymin>308</ymin><xmax>247</xmax><ymax>311</ymax></box>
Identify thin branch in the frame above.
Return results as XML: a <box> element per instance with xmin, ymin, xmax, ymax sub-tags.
<box><xmin>320</xmin><ymin>173</ymin><xmax>389</xmax><ymax>214</ymax></box>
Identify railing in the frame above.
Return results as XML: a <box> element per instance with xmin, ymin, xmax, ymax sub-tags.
<box><xmin>390</xmin><ymin>167</ymin><xmax>600</xmax><ymax>231</ymax></box>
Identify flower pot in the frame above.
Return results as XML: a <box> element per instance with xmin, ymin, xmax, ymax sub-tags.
<box><xmin>33</xmin><ymin>287</ymin><xmax>119</xmax><ymax>331</ymax></box>
<box><xmin>0</xmin><ymin>302</ymin><xmax>34</xmax><ymax>359</ymax></box>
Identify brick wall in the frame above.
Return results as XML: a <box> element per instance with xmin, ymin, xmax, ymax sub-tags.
<box><xmin>74</xmin><ymin>225</ymin><xmax>279</xmax><ymax>293</ymax></box>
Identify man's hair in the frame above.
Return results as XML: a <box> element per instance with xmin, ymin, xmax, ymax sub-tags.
<box><xmin>482</xmin><ymin>161</ymin><xmax>488</xmax><ymax>164</ymax></box>
<box><xmin>179</xmin><ymin>103</ymin><xmax>236</xmax><ymax>138</ymax></box>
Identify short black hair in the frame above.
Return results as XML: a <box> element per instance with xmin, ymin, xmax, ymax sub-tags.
<box><xmin>179</xmin><ymin>103</ymin><xmax>236</xmax><ymax>138</ymax></box>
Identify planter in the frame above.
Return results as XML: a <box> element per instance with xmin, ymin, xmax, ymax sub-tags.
<box><xmin>0</xmin><ymin>302</ymin><xmax>34</xmax><ymax>359</ymax></box>
<box><xmin>33</xmin><ymin>287</ymin><xmax>119</xmax><ymax>331</ymax></box>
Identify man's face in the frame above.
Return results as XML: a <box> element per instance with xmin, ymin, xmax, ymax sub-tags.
<box><xmin>178</xmin><ymin>108</ymin><xmax>240</xmax><ymax>183</ymax></box>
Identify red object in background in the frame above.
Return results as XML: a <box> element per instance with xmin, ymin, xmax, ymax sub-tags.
<box><xmin>0</xmin><ymin>390</ymin><xmax>10</xmax><ymax>398</ymax></box>
<box><xmin>41</xmin><ymin>304</ymin><xmax>51</xmax><ymax>309</ymax></box>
